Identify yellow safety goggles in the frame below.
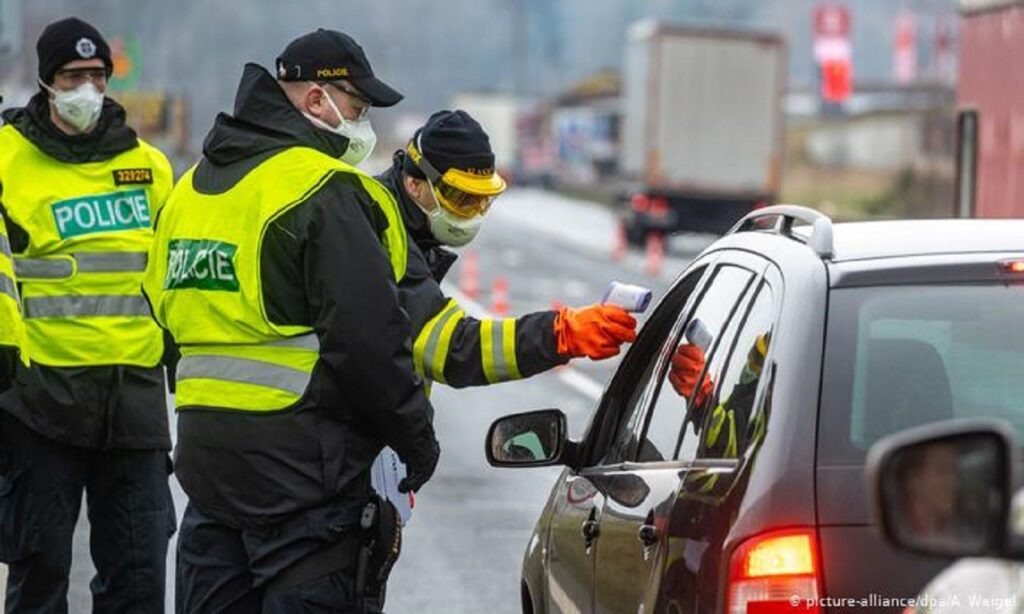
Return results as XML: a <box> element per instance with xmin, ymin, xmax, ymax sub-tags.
<box><xmin>408</xmin><ymin>136</ymin><xmax>507</xmax><ymax>219</ymax></box>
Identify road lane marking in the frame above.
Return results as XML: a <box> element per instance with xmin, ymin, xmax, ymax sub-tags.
<box><xmin>555</xmin><ymin>367</ymin><xmax>606</xmax><ymax>401</ymax></box>
<box><xmin>441</xmin><ymin>282</ymin><xmax>604</xmax><ymax>402</ymax></box>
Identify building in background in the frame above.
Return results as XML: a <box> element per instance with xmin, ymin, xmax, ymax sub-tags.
<box><xmin>513</xmin><ymin>101</ymin><xmax>557</xmax><ymax>188</ymax></box>
<box><xmin>549</xmin><ymin>70</ymin><xmax>620</xmax><ymax>187</ymax></box>
<box><xmin>955</xmin><ymin>0</ymin><xmax>1024</xmax><ymax>217</ymax></box>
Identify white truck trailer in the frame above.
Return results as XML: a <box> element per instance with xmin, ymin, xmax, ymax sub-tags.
<box><xmin>620</xmin><ymin>20</ymin><xmax>786</xmax><ymax>240</ymax></box>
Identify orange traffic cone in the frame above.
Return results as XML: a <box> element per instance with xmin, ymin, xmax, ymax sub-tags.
<box><xmin>491</xmin><ymin>277</ymin><xmax>510</xmax><ymax>316</ymax></box>
<box><xmin>612</xmin><ymin>221</ymin><xmax>627</xmax><ymax>262</ymax></box>
<box><xmin>460</xmin><ymin>249</ymin><xmax>480</xmax><ymax>300</ymax></box>
<box><xmin>645</xmin><ymin>232</ymin><xmax>664</xmax><ymax>277</ymax></box>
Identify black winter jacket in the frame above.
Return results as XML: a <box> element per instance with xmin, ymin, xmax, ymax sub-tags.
<box><xmin>169</xmin><ymin>64</ymin><xmax>437</xmax><ymax>529</ymax></box>
<box><xmin>377</xmin><ymin>154</ymin><xmax>567</xmax><ymax>388</ymax></box>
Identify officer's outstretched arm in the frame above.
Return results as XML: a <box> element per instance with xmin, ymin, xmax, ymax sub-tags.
<box><xmin>305</xmin><ymin>177</ymin><xmax>438</xmax><ymax>489</ymax></box>
<box><xmin>399</xmin><ymin>244</ymin><xmax>568</xmax><ymax>389</ymax></box>
<box><xmin>421</xmin><ymin>306</ymin><xmax>567</xmax><ymax>388</ymax></box>
<box><xmin>410</xmin><ymin>296</ymin><xmax>637</xmax><ymax>389</ymax></box>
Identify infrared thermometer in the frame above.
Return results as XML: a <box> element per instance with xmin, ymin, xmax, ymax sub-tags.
<box><xmin>684</xmin><ymin>318</ymin><xmax>713</xmax><ymax>351</ymax></box>
<box><xmin>602</xmin><ymin>281</ymin><xmax>653</xmax><ymax>313</ymax></box>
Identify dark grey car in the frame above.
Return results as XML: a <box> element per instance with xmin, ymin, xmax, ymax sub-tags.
<box><xmin>487</xmin><ymin>207</ymin><xmax>1024</xmax><ymax>613</ymax></box>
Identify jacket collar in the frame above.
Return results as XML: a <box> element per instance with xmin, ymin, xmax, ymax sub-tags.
<box><xmin>201</xmin><ymin>63</ymin><xmax>350</xmax><ymax>166</ymax></box>
<box><xmin>1</xmin><ymin>91</ymin><xmax>139</xmax><ymax>164</ymax></box>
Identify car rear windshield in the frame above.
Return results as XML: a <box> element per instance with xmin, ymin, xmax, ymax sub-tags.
<box><xmin>819</xmin><ymin>283</ymin><xmax>1024</xmax><ymax>465</ymax></box>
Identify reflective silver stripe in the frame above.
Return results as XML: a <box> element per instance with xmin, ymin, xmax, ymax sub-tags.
<box><xmin>177</xmin><ymin>355</ymin><xmax>311</xmax><ymax>397</ymax></box>
<box><xmin>265</xmin><ymin>333</ymin><xmax>320</xmax><ymax>351</ymax></box>
<box><xmin>75</xmin><ymin>252</ymin><xmax>148</xmax><ymax>273</ymax></box>
<box><xmin>15</xmin><ymin>252</ymin><xmax>148</xmax><ymax>278</ymax></box>
<box><xmin>489</xmin><ymin>320</ymin><xmax>512</xmax><ymax>381</ymax></box>
<box><xmin>0</xmin><ymin>272</ymin><xmax>16</xmax><ymax>301</ymax></box>
<box><xmin>15</xmin><ymin>258</ymin><xmax>73</xmax><ymax>279</ymax></box>
<box><xmin>22</xmin><ymin>295</ymin><xmax>152</xmax><ymax>318</ymax></box>
<box><xmin>0</xmin><ymin>234</ymin><xmax>11</xmax><ymax>259</ymax></box>
<box><xmin>421</xmin><ymin>303</ymin><xmax>461</xmax><ymax>380</ymax></box>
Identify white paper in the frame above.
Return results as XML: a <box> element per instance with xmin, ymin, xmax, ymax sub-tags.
<box><xmin>370</xmin><ymin>447</ymin><xmax>413</xmax><ymax>526</ymax></box>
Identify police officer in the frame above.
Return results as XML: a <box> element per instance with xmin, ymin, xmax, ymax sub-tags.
<box><xmin>377</xmin><ymin>110</ymin><xmax>638</xmax><ymax>390</ymax></box>
<box><xmin>0</xmin><ymin>17</ymin><xmax>175</xmax><ymax>612</ymax></box>
<box><xmin>0</xmin><ymin>16</ymin><xmax>176</xmax><ymax>609</ymax></box>
<box><xmin>142</xmin><ymin>29</ymin><xmax>439</xmax><ymax>612</ymax></box>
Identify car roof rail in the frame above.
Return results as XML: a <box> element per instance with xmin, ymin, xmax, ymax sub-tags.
<box><xmin>727</xmin><ymin>204</ymin><xmax>835</xmax><ymax>259</ymax></box>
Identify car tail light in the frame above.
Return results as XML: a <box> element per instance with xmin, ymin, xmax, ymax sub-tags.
<box><xmin>998</xmin><ymin>259</ymin><xmax>1024</xmax><ymax>274</ymax></box>
<box><xmin>650</xmin><ymin>197</ymin><xmax>670</xmax><ymax>217</ymax></box>
<box><xmin>726</xmin><ymin>529</ymin><xmax>821</xmax><ymax>614</ymax></box>
<box><xmin>631</xmin><ymin>193</ymin><xmax>650</xmax><ymax>213</ymax></box>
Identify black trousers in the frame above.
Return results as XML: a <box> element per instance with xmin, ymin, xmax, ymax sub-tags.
<box><xmin>176</xmin><ymin>503</ymin><xmax>368</xmax><ymax>613</ymax></box>
<box><xmin>0</xmin><ymin>410</ymin><xmax>175</xmax><ymax>613</ymax></box>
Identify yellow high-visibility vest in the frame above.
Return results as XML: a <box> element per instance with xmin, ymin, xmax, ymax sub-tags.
<box><xmin>0</xmin><ymin>213</ymin><xmax>28</xmax><ymax>365</ymax></box>
<box><xmin>0</xmin><ymin>125</ymin><xmax>172</xmax><ymax>367</ymax></box>
<box><xmin>143</xmin><ymin>146</ymin><xmax>407</xmax><ymax>412</ymax></box>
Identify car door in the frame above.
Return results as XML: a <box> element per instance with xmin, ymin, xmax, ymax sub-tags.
<box><xmin>589</xmin><ymin>260</ymin><xmax>762</xmax><ymax>614</ymax></box>
<box><xmin>542</xmin><ymin>260</ymin><xmax>714</xmax><ymax>614</ymax></box>
<box><xmin>664</xmin><ymin>266</ymin><xmax>782</xmax><ymax>614</ymax></box>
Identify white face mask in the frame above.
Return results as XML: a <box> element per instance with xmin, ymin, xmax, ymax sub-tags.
<box><xmin>426</xmin><ymin>206</ymin><xmax>484</xmax><ymax>247</ymax></box>
<box><xmin>40</xmin><ymin>80</ymin><xmax>104</xmax><ymax>134</ymax></box>
<box><xmin>422</xmin><ymin>180</ymin><xmax>484</xmax><ymax>247</ymax></box>
<box><xmin>303</xmin><ymin>86</ymin><xmax>377</xmax><ymax>166</ymax></box>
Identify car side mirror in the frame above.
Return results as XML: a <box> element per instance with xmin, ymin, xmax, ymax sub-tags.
<box><xmin>866</xmin><ymin>419</ymin><xmax>1015</xmax><ymax>559</ymax></box>
<box><xmin>486</xmin><ymin>409</ymin><xmax>568</xmax><ymax>468</ymax></box>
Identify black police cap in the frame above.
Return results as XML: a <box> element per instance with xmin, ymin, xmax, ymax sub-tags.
<box><xmin>275</xmin><ymin>29</ymin><xmax>403</xmax><ymax>108</ymax></box>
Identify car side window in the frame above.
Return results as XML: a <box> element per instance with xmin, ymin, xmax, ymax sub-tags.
<box><xmin>691</xmin><ymin>281</ymin><xmax>775</xmax><ymax>462</ymax></box>
<box><xmin>636</xmin><ymin>265</ymin><xmax>756</xmax><ymax>463</ymax></box>
<box><xmin>595</xmin><ymin>268</ymin><xmax>707</xmax><ymax>466</ymax></box>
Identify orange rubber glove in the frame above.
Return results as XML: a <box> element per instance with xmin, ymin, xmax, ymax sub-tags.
<box><xmin>554</xmin><ymin>304</ymin><xmax>638</xmax><ymax>360</ymax></box>
<box><xmin>668</xmin><ymin>343</ymin><xmax>715</xmax><ymax>405</ymax></box>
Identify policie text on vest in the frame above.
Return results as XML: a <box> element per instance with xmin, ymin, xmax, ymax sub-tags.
<box><xmin>51</xmin><ymin>189</ymin><xmax>151</xmax><ymax>239</ymax></box>
<box><xmin>165</xmin><ymin>239</ymin><xmax>240</xmax><ymax>292</ymax></box>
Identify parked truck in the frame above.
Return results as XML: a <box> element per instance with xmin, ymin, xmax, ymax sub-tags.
<box><xmin>620</xmin><ymin>20</ymin><xmax>786</xmax><ymax>241</ymax></box>
<box><xmin>450</xmin><ymin>92</ymin><xmax>519</xmax><ymax>178</ymax></box>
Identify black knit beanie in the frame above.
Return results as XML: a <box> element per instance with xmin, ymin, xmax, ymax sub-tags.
<box><xmin>403</xmin><ymin>110</ymin><xmax>495</xmax><ymax>180</ymax></box>
<box><xmin>37</xmin><ymin>17</ymin><xmax>112</xmax><ymax>85</ymax></box>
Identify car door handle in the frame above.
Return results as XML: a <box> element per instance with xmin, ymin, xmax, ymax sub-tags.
<box><xmin>581</xmin><ymin>519</ymin><xmax>601</xmax><ymax>542</ymax></box>
<box><xmin>637</xmin><ymin>523</ymin><xmax>658</xmax><ymax>547</ymax></box>
<box><xmin>638</xmin><ymin>509</ymin><xmax>658</xmax><ymax>548</ymax></box>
